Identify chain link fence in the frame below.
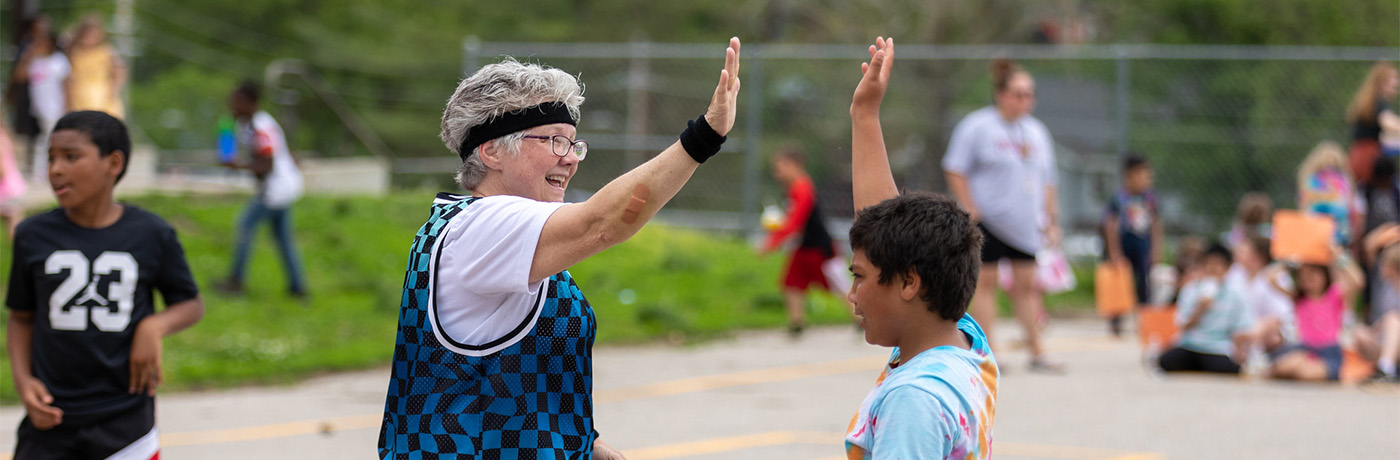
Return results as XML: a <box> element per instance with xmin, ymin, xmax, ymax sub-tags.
<box><xmin>5</xmin><ymin>35</ymin><xmax>1392</xmax><ymax>242</ymax></box>
<box><xmin>456</xmin><ymin>41</ymin><xmax>1396</xmax><ymax>243</ymax></box>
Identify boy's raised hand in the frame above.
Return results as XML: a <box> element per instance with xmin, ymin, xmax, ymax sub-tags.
<box><xmin>851</xmin><ymin>37</ymin><xmax>894</xmax><ymax>116</ymax></box>
<box><xmin>850</xmin><ymin>37</ymin><xmax>900</xmax><ymax>211</ymax></box>
<box><xmin>18</xmin><ymin>375</ymin><xmax>63</xmax><ymax>430</ymax></box>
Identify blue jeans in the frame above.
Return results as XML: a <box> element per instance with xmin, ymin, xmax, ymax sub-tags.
<box><xmin>1119</xmin><ymin>233</ymin><xmax>1152</xmax><ymax>304</ymax></box>
<box><xmin>229</xmin><ymin>199</ymin><xmax>306</xmax><ymax>294</ymax></box>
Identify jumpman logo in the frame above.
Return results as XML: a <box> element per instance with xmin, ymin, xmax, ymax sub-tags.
<box><xmin>73</xmin><ymin>274</ymin><xmax>109</xmax><ymax>306</ymax></box>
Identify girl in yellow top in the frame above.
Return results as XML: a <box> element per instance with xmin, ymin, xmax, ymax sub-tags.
<box><xmin>66</xmin><ymin>15</ymin><xmax>127</xmax><ymax>119</ymax></box>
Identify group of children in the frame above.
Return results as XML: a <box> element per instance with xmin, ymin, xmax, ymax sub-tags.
<box><xmin>1102</xmin><ymin>142</ymin><xmax>1400</xmax><ymax>383</ymax></box>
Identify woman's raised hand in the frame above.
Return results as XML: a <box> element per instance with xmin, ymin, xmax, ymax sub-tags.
<box><xmin>704</xmin><ymin>37</ymin><xmax>742</xmax><ymax>136</ymax></box>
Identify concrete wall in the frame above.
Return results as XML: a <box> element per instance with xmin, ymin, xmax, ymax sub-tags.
<box><xmin>7</xmin><ymin>143</ymin><xmax>391</xmax><ymax>209</ymax></box>
<box><xmin>299</xmin><ymin>157</ymin><xmax>390</xmax><ymax>197</ymax></box>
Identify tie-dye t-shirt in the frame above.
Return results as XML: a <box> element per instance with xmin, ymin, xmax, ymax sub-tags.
<box><xmin>1299</xmin><ymin>167</ymin><xmax>1355</xmax><ymax>246</ymax></box>
<box><xmin>845</xmin><ymin>314</ymin><xmax>999</xmax><ymax>460</ymax></box>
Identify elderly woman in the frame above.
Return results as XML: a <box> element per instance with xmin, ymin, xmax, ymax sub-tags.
<box><xmin>379</xmin><ymin>38</ymin><xmax>741</xmax><ymax>459</ymax></box>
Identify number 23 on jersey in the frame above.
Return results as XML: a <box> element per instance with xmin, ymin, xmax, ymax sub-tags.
<box><xmin>45</xmin><ymin>250</ymin><xmax>138</xmax><ymax>332</ymax></box>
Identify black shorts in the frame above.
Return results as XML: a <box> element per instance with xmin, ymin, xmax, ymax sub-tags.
<box><xmin>15</xmin><ymin>399</ymin><xmax>157</xmax><ymax>460</ymax></box>
<box><xmin>978</xmin><ymin>223</ymin><xmax>1035</xmax><ymax>263</ymax></box>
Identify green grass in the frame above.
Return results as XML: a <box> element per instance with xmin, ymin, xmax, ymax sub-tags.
<box><xmin>0</xmin><ymin>191</ymin><xmax>855</xmax><ymax>401</ymax></box>
<box><xmin>1</xmin><ymin>191</ymin><xmax>1097</xmax><ymax>402</ymax></box>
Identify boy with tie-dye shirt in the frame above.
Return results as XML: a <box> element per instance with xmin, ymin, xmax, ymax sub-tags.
<box><xmin>844</xmin><ymin>316</ymin><xmax>998</xmax><ymax>460</ymax></box>
<box><xmin>845</xmin><ymin>37</ymin><xmax>998</xmax><ymax>460</ymax></box>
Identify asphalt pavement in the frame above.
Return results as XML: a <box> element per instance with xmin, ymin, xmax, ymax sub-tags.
<box><xmin>1</xmin><ymin>318</ymin><xmax>1396</xmax><ymax>459</ymax></box>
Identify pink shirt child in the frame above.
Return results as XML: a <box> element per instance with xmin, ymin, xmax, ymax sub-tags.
<box><xmin>1294</xmin><ymin>285</ymin><xmax>1344</xmax><ymax>348</ymax></box>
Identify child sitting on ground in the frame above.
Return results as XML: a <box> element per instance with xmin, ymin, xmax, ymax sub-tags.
<box><xmin>1230</xmin><ymin>237</ymin><xmax>1296</xmax><ymax>358</ymax></box>
<box><xmin>1158</xmin><ymin>243</ymin><xmax>1253</xmax><ymax>374</ymax></box>
<box><xmin>1266</xmin><ymin>247</ymin><xmax>1366</xmax><ymax>381</ymax></box>
<box><xmin>1357</xmin><ymin>225</ymin><xmax>1400</xmax><ymax>381</ymax></box>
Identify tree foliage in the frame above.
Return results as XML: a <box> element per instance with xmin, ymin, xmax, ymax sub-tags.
<box><xmin>7</xmin><ymin>0</ymin><xmax>1396</xmax><ymax>215</ymax></box>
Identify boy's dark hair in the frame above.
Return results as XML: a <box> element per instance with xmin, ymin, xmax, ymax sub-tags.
<box><xmin>234</xmin><ymin>80</ymin><xmax>261</xmax><ymax>104</ymax></box>
<box><xmin>848</xmin><ymin>192</ymin><xmax>983</xmax><ymax>320</ymax></box>
<box><xmin>1122</xmin><ymin>153</ymin><xmax>1149</xmax><ymax>173</ymax></box>
<box><xmin>1203</xmin><ymin>242</ymin><xmax>1233</xmax><ymax>267</ymax></box>
<box><xmin>52</xmin><ymin>111</ymin><xmax>131</xmax><ymax>183</ymax></box>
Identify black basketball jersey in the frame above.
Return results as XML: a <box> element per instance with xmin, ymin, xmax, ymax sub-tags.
<box><xmin>5</xmin><ymin>206</ymin><xmax>199</xmax><ymax>426</ymax></box>
<box><xmin>800</xmin><ymin>198</ymin><xmax>834</xmax><ymax>257</ymax></box>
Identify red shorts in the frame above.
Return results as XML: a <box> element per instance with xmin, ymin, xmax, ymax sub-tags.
<box><xmin>783</xmin><ymin>247</ymin><xmax>833</xmax><ymax>291</ymax></box>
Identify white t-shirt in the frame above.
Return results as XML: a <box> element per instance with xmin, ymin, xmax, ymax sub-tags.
<box><xmin>942</xmin><ymin>106</ymin><xmax>1058</xmax><ymax>255</ymax></box>
<box><xmin>27</xmin><ymin>52</ymin><xmax>70</xmax><ymax>124</ymax></box>
<box><xmin>1224</xmin><ymin>264</ymin><xmax>1295</xmax><ymax>325</ymax></box>
<box><xmin>239</xmin><ymin>112</ymin><xmax>303</xmax><ymax>208</ymax></box>
<box><xmin>428</xmin><ymin>195</ymin><xmax>567</xmax><ymax>357</ymax></box>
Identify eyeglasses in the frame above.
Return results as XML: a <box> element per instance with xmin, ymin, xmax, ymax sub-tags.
<box><xmin>522</xmin><ymin>134</ymin><xmax>589</xmax><ymax>161</ymax></box>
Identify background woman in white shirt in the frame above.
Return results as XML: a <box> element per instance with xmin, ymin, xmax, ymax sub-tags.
<box><xmin>943</xmin><ymin>58</ymin><xmax>1064</xmax><ymax>373</ymax></box>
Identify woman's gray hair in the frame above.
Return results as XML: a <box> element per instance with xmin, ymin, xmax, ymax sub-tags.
<box><xmin>442</xmin><ymin>57</ymin><xmax>585</xmax><ymax>190</ymax></box>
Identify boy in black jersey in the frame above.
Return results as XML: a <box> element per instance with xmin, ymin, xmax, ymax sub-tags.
<box><xmin>6</xmin><ymin>111</ymin><xmax>204</xmax><ymax>460</ymax></box>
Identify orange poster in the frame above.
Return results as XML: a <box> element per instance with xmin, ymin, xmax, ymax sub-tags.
<box><xmin>1271</xmin><ymin>210</ymin><xmax>1335</xmax><ymax>265</ymax></box>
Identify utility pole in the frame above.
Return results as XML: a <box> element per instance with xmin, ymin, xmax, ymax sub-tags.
<box><xmin>113</xmin><ymin>0</ymin><xmax>136</xmax><ymax>107</ymax></box>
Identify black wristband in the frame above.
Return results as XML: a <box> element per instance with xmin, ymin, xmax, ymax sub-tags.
<box><xmin>678</xmin><ymin>114</ymin><xmax>726</xmax><ymax>164</ymax></box>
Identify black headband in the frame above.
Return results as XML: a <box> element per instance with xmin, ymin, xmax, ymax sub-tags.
<box><xmin>458</xmin><ymin>102</ymin><xmax>576</xmax><ymax>161</ymax></box>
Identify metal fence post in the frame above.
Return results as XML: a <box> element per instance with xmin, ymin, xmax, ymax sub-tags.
<box><xmin>741</xmin><ymin>48</ymin><xmax>765</xmax><ymax>237</ymax></box>
<box><xmin>1114</xmin><ymin>46</ymin><xmax>1130</xmax><ymax>158</ymax></box>
<box><xmin>462</xmin><ymin>36</ymin><xmax>481</xmax><ymax>76</ymax></box>
<box><xmin>114</xmin><ymin>0</ymin><xmax>136</xmax><ymax>113</ymax></box>
<box><xmin>624</xmin><ymin>39</ymin><xmax>651</xmax><ymax>168</ymax></box>
<box><xmin>429</xmin><ymin>41</ymin><xmax>1398</xmax><ymax>234</ymax></box>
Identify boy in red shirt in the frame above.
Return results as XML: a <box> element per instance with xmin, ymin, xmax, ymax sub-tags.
<box><xmin>763</xmin><ymin>148</ymin><xmax>845</xmax><ymax>335</ymax></box>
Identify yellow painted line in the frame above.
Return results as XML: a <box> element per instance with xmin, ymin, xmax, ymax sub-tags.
<box><xmin>161</xmin><ymin>413</ymin><xmax>380</xmax><ymax>447</ymax></box>
<box><xmin>137</xmin><ymin>355</ymin><xmax>889</xmax><ymax>449</ymax></box>
<box><xmin>0</xmin><ymin>334</ymin><xmax>1137</xmax><ymax>453</ymax></box>
<box><xmin>1101</xmin><ymin>454</ymin><xmax>1168</xmax><ymax>460</ymax></box>
<box><xmin>627</xmin><ymin>431</ymin><xmax>838</xmax><ymax>460</ymax></box>
<box><xmin>622</xmin><ymin>431</ymin><xmax>1165</xmax><ymax>460</ymax></box>
<box><xmin>994</xmin><ymin>442</ymin><xmax>1165</xmax><ymax>460</ymax></box>
<box><xmin>595</xmin><ymin>354</ymin><xmax>889</xmax><ymax>403</ymax></box>
<box><xmin>599</xmin><ymin>333</ymin><xmax>1137</xmax><ymax>407</ymax></box>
